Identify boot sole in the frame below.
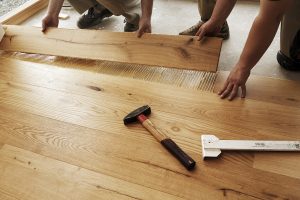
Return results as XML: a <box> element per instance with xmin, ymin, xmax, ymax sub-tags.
<box><xmin>277</xmin><ymin>51</ymin><xmax>300</xmax><ymax>71</ymax></box>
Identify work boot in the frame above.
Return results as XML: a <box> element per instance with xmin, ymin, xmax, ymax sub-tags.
<box><xmin>277</xmin><ymin>51</ymin><xmax>300</xmax><ymax>71</ymax></box>
<box><xmin>179</xmin><ymin>21</ymin><xmax>205</xmax><ymax>36</ymax></box>
<box><xmin>77</xmin><ymin>7</ymin><xmax>113</xmax><ymax>29</ymax></box>
<box><xmin>124</xmin><ymin>18</ymin><xmax>139</xmax><ymax>32</ymax></box>
<box><xmin>217</xmin><ymin>21</ymin><xmax>230</xmax><ymax>40</ymax></box>
<box><xmin>179</xmin><ymin>21</ymin><xmax>230</xmax><ymax>40</ymax></box>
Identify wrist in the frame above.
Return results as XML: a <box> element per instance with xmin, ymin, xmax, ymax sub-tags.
<box><xmin>46</xmin><ymin>11</ymin><xmax>59</xmax><ymax>18</ymax></box>
<box><xmin>208</xmin><ymin>18</ymin><xmax>224</xmax><ymax>29</ymax></box>
<box><xmin>141</xmin><ymin>15</ymin><xmax>151</xmax><ymax>22</ymax></box>
<box><xmin>235</xmin><ymin>62</ymin><xmax>252</xmax><ymax>73</ymax></box>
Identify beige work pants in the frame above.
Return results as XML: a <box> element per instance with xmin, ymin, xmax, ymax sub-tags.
<box><xmin>67</xmin><ymin>0</ymin><xmax>141</xmax><ymax>24</ymax></box>
<box><xmin>198</xmin><ymin>0</ymin><xmax>216</xmax><ymax>22</ymax></box>
<box><xmin>280</xmin><ymin>0</ymin><xmax>300</xmax><ymax>61</ymax></box>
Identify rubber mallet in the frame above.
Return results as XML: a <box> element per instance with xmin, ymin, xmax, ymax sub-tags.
<box><xmin>124</xmin><ymin>105</ymin><xmax>196</xmax><ymax>170</ymax></box>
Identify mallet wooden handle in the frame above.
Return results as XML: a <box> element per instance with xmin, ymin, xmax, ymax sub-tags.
<box><xmin>140</xmin><ymin>117</ymin><xmax>168</xmax><ymax>142</ymax></box>
<box><xmin>138</xmin><ymin>115</ymin><xmax>196</xmax><ymax>170</ymax></box>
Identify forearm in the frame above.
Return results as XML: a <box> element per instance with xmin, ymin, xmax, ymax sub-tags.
<box><xmin>141</xmin><ymin>0</ymin><xmax>153</xmax><ymax>20</ymax></box>
<box><xmin>210</xmin><ymin>0</ymin><xmax>237</xmax><ymax>26</ymax></box>
<box><xmin>237</xmin><ymin>0</ymin><xmax>293</xmax><ymax>71</ymax></box>
<box><xmin>46</xmin><ymin>0</ymin><xmax>64</xmax><ymax>17</ymax></box>
<box><xmin>237</xmin><ymin>16</ymin><xmax>280</xmax><ymax>71</ymax></box>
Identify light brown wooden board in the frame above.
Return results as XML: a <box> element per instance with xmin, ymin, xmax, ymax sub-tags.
<box><xmin>254</xmin><ymin>152</ymin><xmax>300</xmax><ymax>180</ymax></box>
<box><xmin>0</xmin><ymin>145</ymin><xmax>183</xmax><ymax>200</ymax></box>
<box><xmin>0</xmin><ymin>58</ymin><xmax>300</xmax><ymax>199</ymax></box>
<box><xmin>0</xmin><ymin>0</ymin><xmax>48</xmax><ymax>25</ymax></box>
<box><xmin>0</xmin><ymin>25</ymin><xmax>222</xmax><ymax>72</ymax></box>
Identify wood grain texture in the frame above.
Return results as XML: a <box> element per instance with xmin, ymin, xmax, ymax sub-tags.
<box><xmin>254</xmin><ymin>152</ymin><xmax>300</xmax><ymax>179</ymax></box>
<box><xmin>0</xmin><ymin>58</ymin><xmax>300</xmax><ymax>199</ymax></box>
<box><xmin>214</xmin><ymin>71</ymin><xmax>300</xmax><ymax>107</ymax></box>
<box><xmin>0</xmin><ymin>58</ymin><xmax>299</xmax><ymax>141</ymax></box>
<box><xmin>0</xmin><ymin>144</ymin><xmax>183</xmax><ymax>200</ymax></box>
<box><xmin>0</xmin><ymin>25</ymin><xmax>222</xmax><ymax>72</ymax></box>
<box><xmin>0</xmin><ymin>95</ymin><xmax>298</xmax><ymax>200</ymax></box>
<box><xmin>0</xmin><ymin>0</ymin><xmax>48</xmax><ymax>25</ymax></box>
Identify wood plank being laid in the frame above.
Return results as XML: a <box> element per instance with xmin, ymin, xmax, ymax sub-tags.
<box><xmin>0</xmin><ymin>25</ymin><xmax>222</xmax><ymax>72</ymax></box>
<box><xmin>214</xmin><ymin>71</ymin><xmax>300</xmax><ymax>107</ymax></box>
<box><xmin>0</xmin><ymin>0</ymin><xmax>48</xmax><ymax>25</ymax></box>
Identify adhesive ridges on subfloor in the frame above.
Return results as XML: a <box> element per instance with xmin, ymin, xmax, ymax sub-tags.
<box><xmin>0</xmin><ymin>51</ymin><xmax>218</xmax><ymax>92</ymax></box>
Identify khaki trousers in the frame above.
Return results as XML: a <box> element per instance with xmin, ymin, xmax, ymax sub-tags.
<box><xmin>280</xmin><ymin>0</ymin><xmax>300</xmax><ymax>60</ymax></box>
<box><xmin>67</xmin><ymin>0</ymin><xmax>141</xmax><ymax>24</ymax></box>
<box><xmin>198</xmin><ymin>0</ymin><xmax>216</xmax><ymax>22</ymax></box>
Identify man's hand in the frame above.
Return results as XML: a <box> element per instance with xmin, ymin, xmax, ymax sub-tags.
<box><xmin>195</xmin><ymin>20</ymin><xmax>222</xmax><ymax>40</ymax></box>
<box><xmin>138</xmin><ymin>0</ymin><xmax>153</xmax><ymax>37</ymax></box>
<box><xmin>218</xmin><ymin>65</ymin><xmax>250</xmax><ymax>101</ymax></box>
<box><xmin>218</xmin><ymin>0</ymin><xmax>293</xmax><ymax>101</ymax></box>
<box><xmin>42</xmin><ymin>15</ymin><xmax>59</xmax><ymax>32</ymax></box>
<box><xmin>41</xmin><ymin>0</ymin><xmax>64</xmax><ymax>32</ymax></box>
<box><xmin>136</xmin><ymin>17</ymin><xmax>151</xmax><ymax>38</ymax></box>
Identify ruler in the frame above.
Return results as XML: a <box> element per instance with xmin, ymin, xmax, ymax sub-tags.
<box><xmin>201</xmin><ymin>135</ymin><xmax>300</xmax><ymax>159</ymax></box>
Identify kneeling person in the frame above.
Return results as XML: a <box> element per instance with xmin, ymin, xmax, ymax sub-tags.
<box><xmin>42</xmin><ymin>0</ymin><xmax>142</xmax><ymax>32</ymax></box>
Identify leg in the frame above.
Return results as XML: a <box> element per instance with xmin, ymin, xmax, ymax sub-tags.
<box><xmin>122</xmin><ymin>0</ymin><xmax>141</xmax><ymax>27</ymax></box>
<box><xmin>277</xmin><ymin>0</ymin><xmax>300</xmax><ymax>71</ymax></box>
<box><xmin>122</xmin><ymin>0</ymin><xmax>141</xmax><ymax>32</ymax></box>
<box><xmin>96</xmin><ymin>0</ymin><xmax>141</xmax><ymax>31</ymax></box>
<box><xmin>68</xmin><ymin>0</ymin><xmax>113</xmax><ymax>29</ymax></box>
<box><xmin>68</xmin><ymin>0</ymin><xmax>105</xmax><ymax>14</ymax></box>
<box><xmin>198</xmin><ymin>0</ymin><xmax>216</xmax><ymax>22</ymax></box>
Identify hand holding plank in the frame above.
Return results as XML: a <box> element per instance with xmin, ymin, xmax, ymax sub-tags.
<box><xmin>42</xmin><ymin>15</ymin><xmax>59</xmax><ymax>32</ymax></box>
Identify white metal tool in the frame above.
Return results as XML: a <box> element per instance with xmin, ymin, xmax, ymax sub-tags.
<box><xmin>201</xmin><ymin>135</ymin><xmax>300</xmax><ymax>159</ymax></box>
<box><xmin>0</xmin><ymin>24</ymin><xmax>4</xmax><ymax>42</ymax></box>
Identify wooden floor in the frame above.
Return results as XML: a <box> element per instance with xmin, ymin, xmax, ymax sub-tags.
<box><xmin>0</xmin><ymin>57</ymin><xmax>300</xmax><ymax>199</ymax></box>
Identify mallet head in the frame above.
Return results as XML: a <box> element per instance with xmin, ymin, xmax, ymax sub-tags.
<box><xmin>123</xmin><ymin>105</ymin><xmax>151</xmax><ymax>125</ymax></box>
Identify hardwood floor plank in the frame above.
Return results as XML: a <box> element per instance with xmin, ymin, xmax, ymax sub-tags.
<box><xmin>0</xmin><ymin>144</ymin><xmax>184</xmax><ymax>200</ymax></box>
<box><xmin>253</xmin><ymin>152</ymin><xmax>300</xmax><ymax>179</ymax></box>
<box><xmin>0</xmin><ymin>25</ymin><xmax>222</xmax><ymax>72</ymax></box>
<box><xmin>214</xmin><ymin>71</ymin><xmax>300</xmax><ymax>107</ymax></box>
